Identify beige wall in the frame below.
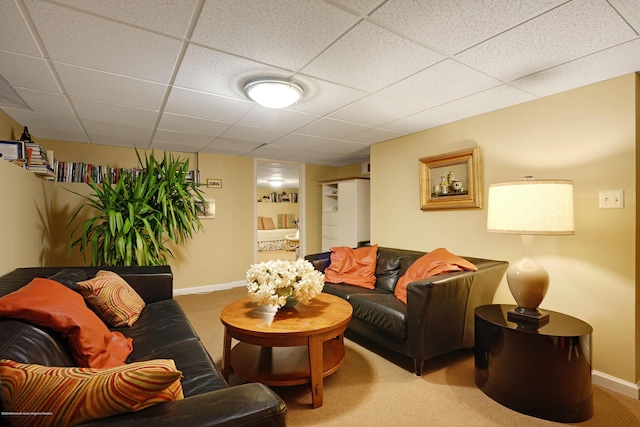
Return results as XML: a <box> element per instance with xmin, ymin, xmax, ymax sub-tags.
<box><xmin>371</xmin><ymin>74</ymin><xmax>637</xmax><ymax>383</ymax></box>
<box><xmin>2</xmin><ymin>74</ymin><xmax>637</xmax><ymax>385</ymax></box>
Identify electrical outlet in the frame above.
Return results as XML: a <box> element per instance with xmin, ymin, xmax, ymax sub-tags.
<box><xmin>599</xmin><ymin>190</ymin><xmax>624</xmax><ymax>208</ymax></box>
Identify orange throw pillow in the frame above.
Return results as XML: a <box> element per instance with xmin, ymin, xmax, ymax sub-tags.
<box><xmin>0</xmin><ymin>358</ymin><xmax>183</xmax><ymax>427</ymax></box>
<box><xmin>0</xmin><ymin>278</ymin><xmax>132</xmax><ymax>368</ymax></box>
<box><xmin>394</xmin><ymin>248</ymin><xmax>477</xmax><ymax>304</ymax></box>
<box><xmin>324</xmin><ymin>244</ymin><xmax>378</xmax><ymax>289</ymax></box>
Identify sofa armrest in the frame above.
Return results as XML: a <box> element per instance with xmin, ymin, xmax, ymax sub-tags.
<box><xmin>405</xmin><ymin>271</ymin><xmax>474</xmax><ymax>364</ymax></box>
<box><xmin>78</xmin><ymin>383</ymin><xmax>286</xmax><ymax>427</ymax></box>
<box><xmin>305</xmin><ymin>251</ymin><xmax>332</xmax><ymax>273</ymax></box>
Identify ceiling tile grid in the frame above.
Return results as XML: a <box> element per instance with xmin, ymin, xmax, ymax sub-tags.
<box><xmin>0</xmin><ymin>0</ymin><xmax>637</xmax><ymax>170</ymax></box>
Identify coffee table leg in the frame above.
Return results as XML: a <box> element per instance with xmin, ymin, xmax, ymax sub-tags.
<box><xmin>309</xmin><ymin>335</ymin><xmax>323</xmax><ymax>408</ymax></box>
<box><xmin>222</xmin><ymin>326</ymin><xmax>232</xmax><ymax>381</ymax></box>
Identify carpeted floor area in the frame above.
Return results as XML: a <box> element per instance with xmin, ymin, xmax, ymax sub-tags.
<box><xmin>176</xmin><ymin>287</ymin><xmax>640</xmax><ymax>426</ymax></box>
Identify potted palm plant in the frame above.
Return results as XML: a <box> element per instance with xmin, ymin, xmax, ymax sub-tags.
<box><xmin>68</xmin><ymin>150</ymin><xmax>207</xmax><ymax>266</ymax></box>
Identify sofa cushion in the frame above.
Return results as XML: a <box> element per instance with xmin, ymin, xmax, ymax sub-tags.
<box><xmin>0</xmin><ymin>358</ymin><xmax>183</xmax><ymax>427</ymax></box>
<box><xmin>375</xmin><ymin>251</ymin><xmax>402</xmax><ymax>293</ymax></box>
<box><xmin>394</xmin><ymin>248</ymin><xmax>477</xmax><ymax>304</ymax></box>
<box><xmin>348</xmin><ymin>293</ymin><xmax>407</xmax><ymax>339</ymax></box>
<box><xmin>324</xmin><ymin>244</ymin><xmax>378</xmax><ymax>289</ymax></box>
<box><xmin>0</xmin><ymin>278</ymin><xmax>132</xmax><ymax>368</ymax></box>
<box><xmin>0</xmin><ymin>320</ymin><xmax>76</xmax><ymax>367</ymax></box>
<box><xmin>78</xmin><ymin>270</ymin><xmax>146</xmax><ymax>327</ymax></box>
<box><xmin>323</xmin><ymin>283</ymin><xmax>388</xmax><ymax>301</ymax></box>
<box><xmin>113</xmin><ymin>300</ymin><xmax>200</xmax><ymax>361</ymax></box>
<box><xmin>48</xmin><ymin>268</ymin><xmax>88</xmax><ymax>292</ymax></box>
<box><xmin>132</xmin><ymin>339</ymin><xmax>229</xmax><ymax>397</ymax></box>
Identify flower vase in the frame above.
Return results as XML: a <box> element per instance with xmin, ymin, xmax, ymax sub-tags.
<box><xmin>282</xmin><ymin>295</ymin><xmax>298</xmax><ymax>309</ymax></box>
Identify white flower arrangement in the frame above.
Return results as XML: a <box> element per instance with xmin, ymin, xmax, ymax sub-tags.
<box><xmin>246</xmin><ymin>258</ymin><xmax>325</xmax><ymax>308</ymax></box>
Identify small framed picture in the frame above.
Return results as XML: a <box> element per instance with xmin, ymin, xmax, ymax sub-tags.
<box><xmin>0</xmin><ymin>140</ymin><xmax>24</xmax><ymax>161</ymax></box>
<box><xmin>419</xmin><ymin>147</ymin><xmax>482</xmax><ymax>210</ymax></box>
<box><xmin>207</xmin><ymin>178</ymin><xmax>222</xmax><ymax>188</ymax></box>
<box><xmin>196</xmin><ymin>198</ymin><xmax>215</xmax><ymax>219</ymax></box>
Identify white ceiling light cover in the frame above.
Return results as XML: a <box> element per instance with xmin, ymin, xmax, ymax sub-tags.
<box><xmin>244</xmin><ymin>78</ymin><xmax>304</xmax><ymax>109</ymax></box>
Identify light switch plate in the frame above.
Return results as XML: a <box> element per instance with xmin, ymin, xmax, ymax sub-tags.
<box><xmin>599</xmin><ymin>189</ymin><xmax>624</xmax><ymax>208</ymax></box>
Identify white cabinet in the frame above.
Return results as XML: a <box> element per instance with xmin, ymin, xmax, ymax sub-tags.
<box><xmin>321</xmin><ymin>178</ymin><xmax>370</xmax><ymax>251</ymax></box>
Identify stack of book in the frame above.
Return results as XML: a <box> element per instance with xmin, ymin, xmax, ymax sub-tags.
<box><xmin>24</xmin><ymin>142</ymin><xmax>55</xmax><ymax>180</ymax></box>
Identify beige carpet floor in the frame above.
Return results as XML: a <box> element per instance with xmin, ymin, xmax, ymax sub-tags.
<box><xmin>176</xmin><ymin>287</ymin><xmax>640</xmax><ymax>426</ymax></box>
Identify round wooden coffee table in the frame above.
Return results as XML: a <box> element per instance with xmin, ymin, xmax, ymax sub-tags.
<box><xmin>220</xmin><ymin>293</ymin><xmax>352</xmax><ymax>408</ymax></box>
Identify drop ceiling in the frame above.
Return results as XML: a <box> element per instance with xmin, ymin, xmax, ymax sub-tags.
<box><xmin>1</xmin><ymin>0</ymin><xmax>639</xmax><ymax>168</ymax></box>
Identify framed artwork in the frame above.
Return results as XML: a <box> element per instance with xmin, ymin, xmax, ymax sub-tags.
<box><xmin>419</xmin><ymin>147</ymin><xmax>482</xmax><ymax>210</ymax></box>
<box><xmin>196</xmin><ymin>199</ymin><xmax>215</xmax><ymax>219</ymax></box>
<box><xmin>207</xmin><ymin>178</ymin><xmax>222</xmax><ymax>188</ymax></box>
<box><xmin>0</xmin><ymin>140</ymin><xmax>24</xmax><ymax>161</ymax></box>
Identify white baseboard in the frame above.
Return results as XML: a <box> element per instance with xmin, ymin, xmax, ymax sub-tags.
<box><xmin>173</xmin><ymin>280</ymin><xmax>246</xmax><ymax>297</ymax></box>
<box><xmin>593</xmin><ymin>370</ymin><xmax>640</xmax><ymax>399</ymax></box>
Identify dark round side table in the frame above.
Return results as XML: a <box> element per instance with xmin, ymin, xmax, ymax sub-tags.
<box><xmin>474</xmin><ymin>304</ymin><xmax>593</xmax><ymax>422</ymax></box>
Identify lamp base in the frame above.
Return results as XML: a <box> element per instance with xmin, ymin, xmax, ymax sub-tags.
<box><xmin>508</xmin><ymin>306</ymin><xmax>550</xmax><ymax>327</ymax></box>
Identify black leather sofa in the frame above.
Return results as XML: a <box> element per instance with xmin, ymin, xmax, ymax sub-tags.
<box><xmin>0</xmin><ymin>266</ymin><xmax>286</xmax><ymax>427</ymax></box>
<box><xmin>305</xmin><ymin>247</ymin><xmax>508</xmax><ymax>376</ymax></box>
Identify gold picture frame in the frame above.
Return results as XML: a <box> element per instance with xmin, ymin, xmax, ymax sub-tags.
<box><xmin>419</xmin><ymin>147</ymin><xmax>482</xmax><ymax>210</ymax></box>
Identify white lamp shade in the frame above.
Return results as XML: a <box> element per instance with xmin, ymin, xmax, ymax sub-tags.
<box><xmin>244</xmin><ymin>79</ymin><xmax>303</xmax><ymax>109</ymax></box>
<box><xmin>487</xmin><ymin>179</ymin><xmax>574</xmax><ymax>235</ymax></box>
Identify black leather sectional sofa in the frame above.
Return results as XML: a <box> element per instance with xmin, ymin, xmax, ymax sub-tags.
<box><xmin>0</xmin><ymin>266</ymin><xmax>286</xmax><ymax>427</ymax></box>
<box><xmin>306</xmin><ymin>247</ymin><xmax>508</xmax><ymax>375</ymax></box>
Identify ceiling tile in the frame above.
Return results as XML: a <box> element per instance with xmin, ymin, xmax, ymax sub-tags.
<box><xmin>207</xmin><ymin>137</ymin><xmax>263</xmax><ymax>153</ymax></box>
<box><xmin>302</xmin><ymin>20</ymin><xmax>444</xmax><ymax>92</ymax></box>
<box><xmin>380</xmin><ymin>59</ymin><xmax>501</xmax><ymax>108</ymax></box>
<box><xmin>333</xmin><ymin>0</ymin><xmax>387</xmax><ymax>14</ymax></box>
<box><xmin>152</xmin><ymin>130</ymin><xmax>213</xmax><ymax>147</ymax></box>
<box><xmin>329</xmin><ymin>94</ymin><xmax>423</xmax><ymax>127</ymax></box>
<box><xmin>51</xmin><ymin>0</ymin><xmax>197</xmax><ymax>38</ymax></box>
<box><xmin>371</xmin><ymin>0</ymin><xmax>565</xmax><ymax>54</ymax></box>
<box><xmin>56</xmin><ymin>64</ymin><xmax>167</xmax><ymax>109</ymax></box>
<box><xmin>243</xmin><ymin>143</ymin><xmax>293</xmax><ymax>160</ymax></box>
<box><xmin>344</xmin><ymin>127</ymin><xmax>405</xmax><ymax>144</ymax></box>
<box><xmin>288</xmin><ymin>76</ymin><xmax>368</xmax><ymax>116</ymax></box>
<box><xmin>238</xmin><ymin>108</ymin><xmax>319</xmax><ymax>132</ymax></box>
<box><xmin>71</xmin><ymin>98</ymin><xmax>159</xmax><ymax>128</ymax></box>
<box><xmin>0</xmin><ymin>1</ymin><xmax>41</xmax><ymax>56</ymax></box>
<box><xmin>296</xmin><ymin>117</ymin><xmax>369</xmax><ymax>139</ymax></box>
<box><xmin>192</xmin><ymin>0</ymin><xmax>359</xmax><ymax>71</ymax></box>
<box><xmin>273</xmin><ymin>134</ymin><xmax>334</xmax><ymax>150</ymax></box>
<box><xmin>164</xmin><ymin>87</ymin><xmax>254</xmax><ymax>122</ymax></box>
<box><xmin>174</xmin><ymin>44</ymin><xmax>289</xmax><ymax>98</ymax></box>
<box><xmin>434</xmin><ymin>84</ymin><xmax>536</xmax><ymax>119</ymax></box>
<box><xmin>514</xmin><ymin>38</ymin><xmax>640</xmax><ymax>97</ymax></box>
<box><xmin>158</xmin><ymin>113</ymin><xmax>231</xmax><ymax>136</ymax></box>
<box><xmin>151</xmin><ymin>140</ymin><xmax>209</xmax><ymax>154</ymax></box>
<box><xmin>221</xmin><ymin>124</ymin><xmax>287</xmax><ymax>144</ymax></box>
<box><xmin>382</xmin><ymin>109</ymin><xmax>460</xmax><ymax>134</ymax></box>
<box><xmin>317</xmin><ymin>140</ymin><xmax>369</xmax><ymax>154</ymax></box>
<box><xmin>0</xmin><ymin>51</ymin><xmax>60</xmax><ymax>93</ymax></box>
<box><xmin>24</xmin><ymin>0</ymin><xmax>182</xmax><ymax>83</ymax></box>
<box><xmin>82</xmin><ymin>121</ymin><xmax>153</xmax><ymax>146</ymax></box>
<box><xmin>455</xmin><ymin>0</ymin><xmax>638</xmax><ymax>81</ymax></box>
<box><xmin>14</xmin><ymin>89</ymin><xmax>74</xmax><ymax>116</ymax></box>
<box><xmin>25</xmin><ymin>127</ymin><xmax>88</xmax><ymax>143</ymax></box>
<box><xmin>2</xmin><ymin>108</ymin><xmax>83</xmax><ymax>133</ymax></box>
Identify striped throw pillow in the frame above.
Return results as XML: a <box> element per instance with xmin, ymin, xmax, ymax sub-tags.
<box><xmin>0</xmin><ymin>359</ymin><xmax>183</xmax><ymax>427</ymax></box>
<box><xmin>77</xmin><ymin>271</ymin><xmax>146</xmax><ymax>327</ymax></box>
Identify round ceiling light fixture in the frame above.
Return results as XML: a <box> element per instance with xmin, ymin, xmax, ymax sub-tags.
<box><xmin>244</xmin><ymin>78</ymin><xmax>303</xmax><ymax>109</ymax></box>
<box><xmin>268</xmin><ymin>179</ymin><xmax>284</xmax><ymax>187</ymax></box>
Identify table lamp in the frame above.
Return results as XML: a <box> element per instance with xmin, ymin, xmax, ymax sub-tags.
<box><xmin>487</xmin><ymin>177</ymin><xmax>574</xmax><ymax>325</ymax></box>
